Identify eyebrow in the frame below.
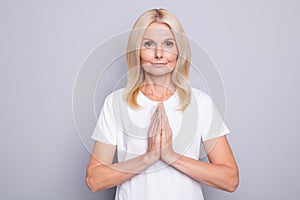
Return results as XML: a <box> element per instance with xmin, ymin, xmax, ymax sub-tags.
<box><xmin>142</xmin><ymin>38</ymin><xmax>176</xmax><ymax>41</ymax></box>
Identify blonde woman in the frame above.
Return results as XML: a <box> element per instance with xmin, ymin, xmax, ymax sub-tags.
<box><xmin>86</xmin><ymin>8</ymin><xmax>239</xmax><ymax>200</ymax></box>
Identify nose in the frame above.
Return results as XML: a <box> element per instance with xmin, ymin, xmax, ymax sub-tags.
<box><xmin>155</xmin><ymin>47</ymin><xmax>163</xmax><ymax>59</ymax></box>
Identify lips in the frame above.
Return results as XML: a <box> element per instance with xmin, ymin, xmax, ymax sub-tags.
<box><xmin>151</xmin><ymin>62</ymin><xmax>168</xmax><ymax>67</ymax></box>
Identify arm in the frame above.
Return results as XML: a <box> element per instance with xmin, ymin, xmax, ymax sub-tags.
<box><xmin>160</xmin><ymin>104</ymin><xmax>239</xmax><ymax>192</ymax></box>
<box><xmin>86</xmin><ymin>104</ymin><xmax>162</xmax><ymax>192</ymax></box>
<box><xmin>163</xmin><ymin>136</ymin><xmax>239</xmax><ymax>192</ymax></box>
<box><xmin>86</xmin><ymin>141</ymin><xmax>158</xmax><ymax>192</ymax></box>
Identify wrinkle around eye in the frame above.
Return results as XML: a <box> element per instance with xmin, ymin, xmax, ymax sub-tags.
<box><xmin>144</xmin><ymin>41</ymin><xmax>156</xmax><ymax>48</ymax></box>
<box><xmin>163</xmin><ymin>41</ymin><xmax>174</xmax><ymax>48</ymax></box>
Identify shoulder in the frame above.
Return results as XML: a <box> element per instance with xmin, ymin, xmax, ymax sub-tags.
<box><xmin>190</xmin><ymin>88</ymin><xmax>217</xmax><ymax>115</ymax></box>
<box><xmin>191</xmin><ymin>87</ymin><xmax>211</xmax><ymax>103</ymax></box>
<box><xmin>191</xmin><ymin>87</ymin><xmax>209</xmax><ymax>96</ymax></box>
<box><xmin>104</xmin><ymin>88</ymin><xmax>126</xmax><ymax>100</ymax></box>
<box><xmin>102</xmin><ymin>88</ymin><xmax>126</xmax><ymax>107</ymax></box>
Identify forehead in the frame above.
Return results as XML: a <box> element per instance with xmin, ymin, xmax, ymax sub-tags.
<box><xmin>143</xmin><ymin>23</ymin><xmax>175</xmax><ymax>40</ymax></box>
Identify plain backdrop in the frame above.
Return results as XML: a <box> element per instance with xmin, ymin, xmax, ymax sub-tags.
<box><xmin>0</xmin><ymin>0</ymin><xmax>299</xmax><ymax>199</ymax></box>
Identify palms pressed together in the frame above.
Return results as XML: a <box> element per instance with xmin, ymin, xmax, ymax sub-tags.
<box><xmin>147</xmin><ymin>103</ymin><xmax>178</xmax><ymax>164</ymax></box>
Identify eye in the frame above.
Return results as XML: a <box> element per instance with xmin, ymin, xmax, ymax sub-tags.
<box><xmin>163</xmin><ymin>41</ymin><xmax>174</xmax><ymax>48</ymax></box>
<box><xmin>144</xmin><ymin>41</ymin><xmax>155</xmax><ymax>48</ymax></box>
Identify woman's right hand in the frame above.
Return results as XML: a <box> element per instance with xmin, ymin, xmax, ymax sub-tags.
<box><xmin>146</xmin><ymin>103</ymin><xmax>162</xmax><ymax>161</ymax></box>
<box><xmin>87</xmin><ymin>104</ymin><xmax>163</xmax><ymax>192</ymax></box>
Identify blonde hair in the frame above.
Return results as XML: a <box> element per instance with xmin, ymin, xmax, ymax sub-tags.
<box><xmin>124</xmin><ymin>8</ymin><xmax>191</xmax><ymax>111</ymax></box>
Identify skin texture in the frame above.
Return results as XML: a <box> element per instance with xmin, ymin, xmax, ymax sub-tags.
<box><xmin>86</xmin><ymin>22</ymin><xmax>239</xmax><ymax>193</ymax></box>
<box><xmin>139</xmin><ymin>22</ymin><xmax>178</xmax><ymax>101</ymax></box>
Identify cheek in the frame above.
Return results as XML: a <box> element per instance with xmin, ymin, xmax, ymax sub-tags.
<box><xmin>164</xmin><ymin>46</ymin><xmax>178</xmax><ymax>61</ymax></box>
<box><xmin>140</xmin><ymin>49</ymin><xmax>153</xmax><ymax>64</ymax></box>
<box><xmin>165</xmin><ymin>51</ymin><xmax>178</xmax><ymax>63</ymax></box>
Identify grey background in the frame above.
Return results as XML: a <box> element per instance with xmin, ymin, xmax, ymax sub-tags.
<box><xmin>0</xmin><ymin>0</ymin><xmax>299</xmax><ymax>199</ymax></box>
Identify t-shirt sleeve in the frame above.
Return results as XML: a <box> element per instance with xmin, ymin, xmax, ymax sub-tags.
<box><xmin>91</xmin><ymin>94</ymin><xmax>118</xmax><ymax>145</ymax></box>
<box><xmin>201</xmin><ymin>94</ymin><xmax>230</xmax><ymax>142</ymax></box>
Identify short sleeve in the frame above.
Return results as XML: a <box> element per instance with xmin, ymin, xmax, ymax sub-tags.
<box><xmin>91</xmin><ymin>94</ymin><xmax>118</xmax><ymax>145</ymax></box>
<box><xmin>200</xmin><ymin>94</ymin><xmax>230</xmax><ymax>142</ymax></box>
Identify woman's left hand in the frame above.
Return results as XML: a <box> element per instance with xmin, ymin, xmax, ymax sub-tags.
<box><xmin>160</xmin><ymin>103</ymin><xmax>179</xmax><ymax>164</ymax></box>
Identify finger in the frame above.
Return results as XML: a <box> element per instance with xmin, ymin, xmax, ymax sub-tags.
<box><xmin>155</xmin><ymin>132</ymin><xmax>161</xmax><ymax>147</ymax></box>
<box><xmin>150</xmin><ymin>104</ymin><xmax>159</xmax><ymax>121</ymax></box>
<box><xmin>149</xmin><ymin>116</ymin><xmax>162</xmax><ymax>137</ymax></box>
<box><xmin>161</xmin><ymin>126</ymin><xmax>166</xmax><ymax>141</ymax></box>
<box><xmin>159</xmin><ymin>103</ymin><xmax>165</xmax><ymax>128</ymax></box>
<box><xmin>149</xmin><ymin>103</ymin><xmax>165</xmax><ymax>138</ymax></box>
<box><xmin>150</xmin><ymin>133</ymin><xmax>161</xmax><ymax>152</ymax></box>
<box><xmin>149</xmin><ymin>119</ymin><xmax>158</xmax><ymax>137</ymax></box>
<box><xmin>161</xmin><ymin>103</ymin><xmax>169</xmax><ymax>126</ymax></box>
<box><xmin>149</xmin><ymin>123</ymin><xmax>160</xmax><ymax>137</ymax></box>
<box><xmin>157</xmin><ymin>103</ymin><xmax>163</xmax><ymax>130</ymax></box>
<box><xmin>162</xmin><ymin>121</ymin><xmax>172</xmax><ymax>140</ymax></box>
<box><xmin>161</xmin><ymin>127</ymin><xmax>169</xmax><ymax>148</ymax></box>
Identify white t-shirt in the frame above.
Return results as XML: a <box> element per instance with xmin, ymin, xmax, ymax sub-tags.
<box><xmin>92</xmin><ymin>88</ymin><xmax>230</xmax><ymax>200</ymax></box>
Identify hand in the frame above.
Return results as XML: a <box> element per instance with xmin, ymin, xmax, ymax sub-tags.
<box><xmin>146</xmin><ymin>103</ymin><xmax>162</xmax><ymax>162</ymax></box>
<box><xmin>160</xmin><ymin>103</ymin><xmax>178</xmax><ymax>164</ymax></box>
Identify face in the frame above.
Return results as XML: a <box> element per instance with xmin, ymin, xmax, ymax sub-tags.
<box><xmin>140</xmin><ymin>23</ymin><xmax>178</xmax><ymax>78</ymax></box>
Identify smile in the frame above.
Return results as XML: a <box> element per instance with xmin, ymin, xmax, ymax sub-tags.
<box><xmin>151</xmin><ymin>62</ymin><xmax>168</xmax><ymax>66</ymax></box>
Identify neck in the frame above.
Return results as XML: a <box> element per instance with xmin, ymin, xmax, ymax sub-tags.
<box><xmin>140</xmin><ymin>75</ymin><xmax>176</xmax><ymax>102</ymax></box>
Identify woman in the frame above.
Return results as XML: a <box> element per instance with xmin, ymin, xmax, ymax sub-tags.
<box><xmin>86</xmin><ymin>8</ymin><xmax>239</xmax><ymax>200</ymax></box>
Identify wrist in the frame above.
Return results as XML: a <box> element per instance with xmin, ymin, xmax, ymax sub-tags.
<box><xmin>162</xmin><ymin>150</ymin><xmax>181</xmax><ymax>165</ymax></box>
<box><xmin>143</xmin><ymin>151</ymin><xmax>160</xmax><ymax>165</ymax></box>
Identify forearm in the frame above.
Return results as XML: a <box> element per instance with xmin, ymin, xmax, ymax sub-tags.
<box><xmin>86</xmin><ymin>153</ymin><xmax>157</xmax><ymax>192</ymax></box>
<box><xmin>169</xmin><ymin>154</ymin><xmax>239</xmax><ymax>192</ymax></box>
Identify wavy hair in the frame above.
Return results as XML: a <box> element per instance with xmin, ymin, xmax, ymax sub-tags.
<box><xmin>124</xmin><ymin>8</ymin><xmax>191</xmax><ymax>111</ymax></box>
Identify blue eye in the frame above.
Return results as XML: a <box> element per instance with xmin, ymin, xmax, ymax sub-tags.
<box><xmin>163</xmin><ymin>41</ymin><xmax>174</xmax><ymax>48</ymax></box>
<box><xmin>144</xmin><ymin>41</ymin><xmax>155</xmax><ymax>48</ymax></box>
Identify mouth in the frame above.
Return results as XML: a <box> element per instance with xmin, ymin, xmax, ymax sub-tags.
<box><xmin>151</xmin><ymin>62</ymin><xmax>168</xmax><ymax>67</ymax></box>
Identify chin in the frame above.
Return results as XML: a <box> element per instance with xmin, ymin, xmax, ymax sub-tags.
<box><xmin>142</xmin><ymin>63</ymin><xmax>175</xmax><ymax>77</ymax></box>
